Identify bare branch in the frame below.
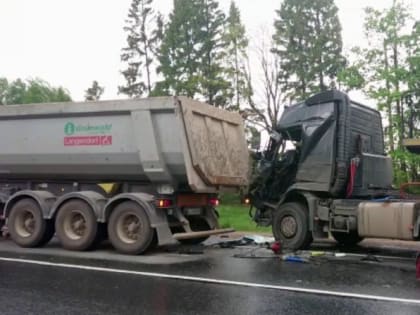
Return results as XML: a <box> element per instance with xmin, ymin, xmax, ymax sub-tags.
<box><xmin>243</xmin><ymin>59</ymin><xmax>271</xmax><ymax>131</ymax></box>
<box><xmin>242</xmin><ymin>26</ymin><xmax>286</xmax><ymax>133</ymax></box>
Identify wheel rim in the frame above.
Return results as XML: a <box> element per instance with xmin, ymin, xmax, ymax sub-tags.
<box><xmin>280</xmin><ymin>215</ymin><xmax>297</xmax><ymax>238</ymax></box>
<box><xmin>63</xmin><ymin>210</ymin><xmax>87</xmax><ymax>240</ymax></box>
<box><xmin>14</xmin><ymin>209</ymin><xmax>36</xmax><ymax>238</ymax></box>
<box><xmin>116</xmin><ymin>212</ymin><xmax>142</xmax><ymax>244</ymax></box>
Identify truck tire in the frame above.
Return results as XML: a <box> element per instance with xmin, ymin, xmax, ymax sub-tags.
<box><xmin>8</xmin><ymin>198</ymin><xmax>49</xmax><ymax>247</ymax></box>
<box><xmin>332</xmin><ymin>231</ymin><xmax>363</xmax><ymax>247</ymax></box>
<box><xmin>55</xmin><ymin>200</ymin><xmax>98</xmax><ymax>251</ymax></box>
<box><xmin>107</xmin><ymin>201</ymin><xmax>154</xmax><ymax>255</ymax></box>
<box><xmin>38</xmin><ymin>220</ymin><xmax>55</xmax><ymax>246</ymax></box>
<box><xmin>272</xmin><ymin>202</ymin><xmax>313</xmax><ymax>250</ymax></box>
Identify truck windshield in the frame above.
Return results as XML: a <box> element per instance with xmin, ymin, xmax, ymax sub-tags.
<box><xmin>264</xmin><ymin>132</ymin><xmax>283</xmax><ymax>161</ymax></box>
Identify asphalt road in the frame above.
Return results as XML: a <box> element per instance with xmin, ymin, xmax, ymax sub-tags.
<box><xmin>1</xmin><ymin>238</ymin><xmax>420</xmax><ymax>315</ymax></box>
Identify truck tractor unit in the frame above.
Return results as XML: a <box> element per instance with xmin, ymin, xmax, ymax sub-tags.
<box><xmin>248</xmin><ymin>90</ymin><xmax>420</xmax><ymax>250</ymax></box>
<box><xmin>0</xmin><ymin>97</ymin><xmax>249</xmax><ymax>254</ymax></box>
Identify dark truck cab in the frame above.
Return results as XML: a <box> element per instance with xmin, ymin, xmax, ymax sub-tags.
<box><xmin>249</xmin><ymin>90</ymin><xmax>420</xmax><ymax>249</ymax></box>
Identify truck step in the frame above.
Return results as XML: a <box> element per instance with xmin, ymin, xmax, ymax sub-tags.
<box><xmin>173</xmin><ymin>228</ymin><xmax>235</xmax><ymax>240</ymax></box>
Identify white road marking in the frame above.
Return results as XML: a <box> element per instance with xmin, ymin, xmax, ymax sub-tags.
<box><xmin>0</xmin><ymin>256</ymin><xmax>419</xmax><ymax>305</ymax></box>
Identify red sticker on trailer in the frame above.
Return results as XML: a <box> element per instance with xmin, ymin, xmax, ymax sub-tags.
<box><xmin>64</xmin><ymin>136</ymin><xmax>113</xmax><ymax>146</ymax></box>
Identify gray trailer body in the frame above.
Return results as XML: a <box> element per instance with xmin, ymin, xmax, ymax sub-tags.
<box><xmin>0</xmin><ymin>97</ymin><xmax>249</xmax><ymax>255</ymax></box>
<box><xmin>0</xmin><ymin>96</ymin><xmax>249</xmax><ymax>192</ymax></box>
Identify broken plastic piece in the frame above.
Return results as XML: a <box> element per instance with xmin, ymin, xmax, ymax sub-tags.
<box><xmin>243</xmin><ymin>235</ymin><xmax>275</xmax><ymax>244</ymax></box>
<box><xmin>281</xmin><ymin>255</ymin><xmax>309</xmax><ymax>263</ymax></box>
<box><xmin>270</xmin><ymin>241</ymin><xmax>281</xmax><ymax>254</ymax></box>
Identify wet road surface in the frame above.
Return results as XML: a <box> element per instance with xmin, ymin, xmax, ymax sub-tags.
<box><xmin>1</xmin><ymin>238</ymin><xmax>420</xmax><ymax>314</ymax></box>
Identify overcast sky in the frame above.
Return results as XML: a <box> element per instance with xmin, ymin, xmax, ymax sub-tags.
<box><xmin>0</xmin><ymin>0</ymin><xmax>419</xmax><ymax>106</ymax></box>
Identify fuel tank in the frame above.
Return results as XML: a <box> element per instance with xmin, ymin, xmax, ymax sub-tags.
<box><xmin>357</xmin><ymin>201</ymin><xmax>419</xmax><ymax>240</ymax></box>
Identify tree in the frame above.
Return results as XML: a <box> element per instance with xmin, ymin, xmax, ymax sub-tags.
<box><xmin>272</xmin><ymin>0</ymin><xmax>345</xmax><ymax>100</ymax></box>
<box><xmin>0</xmin><ymin>78</ymin><xmax>71</xmax><ymax>105</ymax></box>
<box><xmin>197</xmin><ymin>0</ymin><xmax>230</xmax><ymax>106</ymax></box>
<box><xmin>222</xmin><ymin>1</ymin><xmax>248</xmax><ymax>110</ymax></box>
<box><xmin>362</xmin><ymin>1</ymin><xmax>412</xmax><ymax>148</ymax></box>
<box><xmin>157</xmin><ymin>0</ymin><xmax>231</xmax><ymax>107</ymax></box>
<box><xmin>337</xmin><ymin>48</ymin><xmax>366</xmax><ymax>92</ymax></box>
<box><xmin>0</xmin><ymin>78</ymin><xmax>8</xmax><ymax>105</ymax></box>
<box><xmin>406</xmin><ymin>21</ymin><xmax>420</xmax><ymax>104</ymax></box>
<box><xmin>85</xmin><ymin>81</ymin><xmax>104</xmax><ymax>101</ymax></box>
<box><xmin>400</xmin><ymin>20</ymin><xmax>420</xmax><ymax>182</ymax></box>
<box><xmin>119</xmin><ymin>0</ymin><xmax>162</xmax><ymax>97</ymax></box>
<box><xmin>353</xmin><ymin>0</ymin><xmax>418</xmax><ymax>184</ymax></box>
<box><xmin>157</xmin><ymin>0</ymin><xmax>201</xmax><ymax>98</ymax></box>
<box><xmin>242</xmin><ymin>31</ymin><xmax>285</xmax><ymax>135</ymax></box>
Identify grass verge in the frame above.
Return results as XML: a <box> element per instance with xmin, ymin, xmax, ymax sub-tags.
<box><xmin>217</xmin><ymin>204</ymin><xmax>271</xmax><ymax>233</ymax></box>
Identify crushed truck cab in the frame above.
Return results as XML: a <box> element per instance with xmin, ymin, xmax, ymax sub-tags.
<box><xmin>249</xmin><ymin>90</ymin><xmax>420</xmax><ymax>249</ymax></box>
<box><xmin>0</xmin><ymin>96</ymin><xmax>249</xmax><ymax>254</ymax></box>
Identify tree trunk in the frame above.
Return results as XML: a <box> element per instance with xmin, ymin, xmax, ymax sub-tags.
<box><xmin>298</xmin><ymin>36</ymin><xmax>306</xmax><ymax>98</ymax></box>
<box><xmin>234</xmin><ymin>41</ymin><xmax>240</xmax><ymax>109</ymax></box>
<box><xmin>384</xmin><ymin>41</ymin><xmax>395</xmax><ymax>152</ymax></box>
<box><xmin>393</xmin><ymin>43</ymin><xmax>403</xmax><ymax>148</ymax></box>
<box><xmin>315</xmin><ymin>9</ymin><xmax>325</xmax><ymax>91</ymax></box>
<box><xmin>392</xmin><ymin>37</ymin><xmax>407</xmax><ymax>177</ymax></box>
<box><xmin>144</xmin><ymin>40</ymin><xmax>152</xmax><ymax>95</ymax></box>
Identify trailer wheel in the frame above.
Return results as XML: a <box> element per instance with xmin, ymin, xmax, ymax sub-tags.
<box><xmin>107</xmin><ymin>201</ymin><xmax>154</xmax><ymax>255</ymax></box>
<box><xmin>272</xmin><ymin>202</ymin><xmax>313</xmax><ymax>250</ymax></box>
<box><xmin>8</xmin><ymin>198</ymin><xmax>49</xmax><ymax>247</ymax></box>
<box><xmin>332</xmin><ymin>231</ymin><xmax>364</xmax><ymax>247</ymax></box>
<box><xmin>38</xmin><ymin>220</ymin><xmax>55</xmax><ymax>246</ymax></box>
<box><xmin>55</xmin><ymin>200</ymin><xmax>98</xmax><ymax>251</ymax></box>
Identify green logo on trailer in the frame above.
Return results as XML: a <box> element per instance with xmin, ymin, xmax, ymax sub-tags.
<box><xmin>64</xmin><ymin>122</ymin><xmax>75</xmax><ymax>135</ymax></box>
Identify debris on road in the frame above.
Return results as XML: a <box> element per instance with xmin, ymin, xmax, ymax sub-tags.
<box><xmin>281</xmin><ymin>254</ymin><xmax>309</xmax><ymax>263</ymax></box>
<box><xmin>243</xmin><ymin>235</ymin><xmax>275</xmax><ymax>245</ymax></box>
<box><xmin>205</xmin><ymin>235</ymin><xmax>418</xmax><ymax>275</ymax></box>
<box><xmin>361</xmin><ymin>254</ymin><xmax>382</xmax><ymax>262</ymax></box>
<box><xmin>310</xmin><ymin>251</ymin><xmax>326</xmax><ymax>257</ymax></box>
<box><xmin>270</xmin><ymin>241</ymin><xmax>282</xmax><ymax>254</ymax></box>
<box><xmin>204</xmin><ymin>236</ymin><xmax>247</xmax><ymax>248</ymax></box>
<box><xmin>205</xmin><ymin>235</ymin><xmax>275</xmax><ymax>249</ymax></box>
<box><xmin>233</xmin><ymin>247</ymin><xmax>278</xmax><ymax>259</ymax></box>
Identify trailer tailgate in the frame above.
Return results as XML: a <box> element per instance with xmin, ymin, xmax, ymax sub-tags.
<box><xmin>178</xmin><ymin>97</ymin><xmax>249</xmax><ymax>187</ymax></box>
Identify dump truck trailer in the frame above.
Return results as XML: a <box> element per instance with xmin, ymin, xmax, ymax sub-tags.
<box><xmin>248</xmin><ymin>90</ymin><xmax>420</xmax><ymax>250</ymax></box>
<box><xmin>0</xmin><ymin>96</ymin><xmax>249</xmax><ymax>254</ymax></box>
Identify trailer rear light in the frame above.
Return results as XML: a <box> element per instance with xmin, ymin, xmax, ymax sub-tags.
<box><xmin>209</xmin><ymin>198</ymin><xmax>219</xmax><ymax>207</ymax></box>
<box><xmin>156</xmin><ymin>199</ymin><xmax>173</xmax><ymax>208</ymax></box>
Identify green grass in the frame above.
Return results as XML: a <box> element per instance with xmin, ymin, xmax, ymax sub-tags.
<box><xmin>217</xmin><ymin>204</ymin><xmax>271</xmax><ymax>233</ymax></box>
